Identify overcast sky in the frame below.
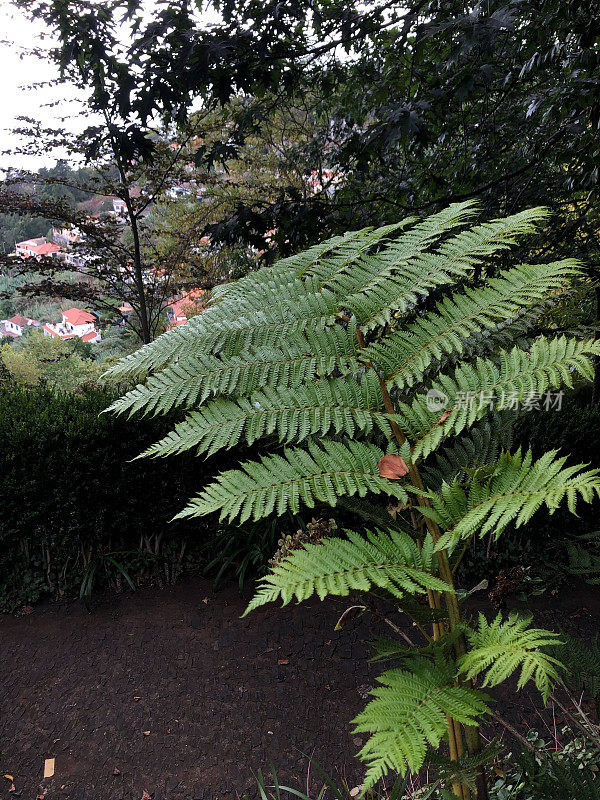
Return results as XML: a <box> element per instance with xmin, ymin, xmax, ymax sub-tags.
<box><xmin>0</xmin><ymin>1</ymin><xmax>88</xmax><ymax>172</ymax></box>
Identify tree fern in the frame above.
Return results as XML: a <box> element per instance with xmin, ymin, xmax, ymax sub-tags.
<box><xmin>110</xmin><ymin>207</ymin><xmax>600</xmax><ymax>798</ymax></box>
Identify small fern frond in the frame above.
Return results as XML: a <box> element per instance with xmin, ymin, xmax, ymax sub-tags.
<box><xmin>244</xmin><ymin>529</ymin><xmax>450</xmax><ymax>614</ymax></box>
<box><xmin>459</xmin><ymin>612</ymin><xmax>564</xmax><ymax>702</ymax></box>
<box><xmin>369</xmin><ymin>260</ymin><xmax>579</xmax><ymax>389</ymax></box>
<box><xmin>419</xmin><ymin>449</ymin><xmax>600</xmax><ymax>550</ymax></box>
<box><xmin>398</xmin><ymin>337</ymin><xmax>600</xmax><ymax>460</ymax></box>
<box><xmin>138</xmin><ymin>373</ymin><xmax>397</xmax><ymax>459</ymax></box>
<box><xmin>176</xmin><ymin>439</ymin><xmax>410</xmax><ymax>523</ymax></box>
<box><xmin>353</xmin><ymin>657</ymin><xmax>490</xmax><ymax>787</ymax></box>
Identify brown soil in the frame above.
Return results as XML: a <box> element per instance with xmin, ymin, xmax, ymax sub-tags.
<box><xmin>1</xmin><ymin>577</ymin><xmax>597</xmax><ymax>800</ymax></box>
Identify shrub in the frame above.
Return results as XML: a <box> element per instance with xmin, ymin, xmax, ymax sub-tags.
<box><xmin>109</xmin><ymin>204</ymin><xmax>600</xmax><ymax>798</ymax></box>
<box><xmin>0</xmin><ymin>385</ymin><xmax>233</xmax><ymax>609</ymax></box>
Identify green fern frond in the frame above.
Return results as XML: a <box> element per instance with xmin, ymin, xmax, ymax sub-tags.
<box><xmin>368</xmin><ymin>261</ymin><xmax>579</xmax><ymax>389</ymax></box>
<box><xmin>422</xmin><ymin>412</ymin><xmax>516</xmax><ymax>489</ymax></box>
<box><xmin>138</xmin><ymin>373</ymin><xmax>397</xmax><ymax>459</ymax></box>
<box><xmin>399</xmin><ymin>337</ymin><xmax>600</xmax><ymax>460</ymax></box>
<box><xmin>459</xmin><ymin>612</ymin><xmax>564</xmax><ymax>702</ymax></box>
<box><xmin>353</xmin><ymin>657</ymin><xmax>490</xmax><ymax>787</ymax></box>
<box><xmin>244</xmin><ymin>529</ymin><xmax>450</xmax><ymax>614</ymax></box>
<box><xmin>350</xmin><ymin>208</ymin><xmax>548</xmax><ymax>331</ymax></box>
<box><xmin>419</xmin><ymin>449</ymin><xmax>600</xmax><ymax>550</ymax></box>
<box><xmin>107</xmin><ymin>326</ymin><xmax>362</xmax><ymax>417</ymax></box>
<box><xmin>176</xmin><ymin>439</ymin><xmax>410</xmax><ymax>523</ymax></box>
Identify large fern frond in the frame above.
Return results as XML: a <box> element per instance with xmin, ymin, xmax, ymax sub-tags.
<box><xmin>398</xmin><ymin>337</ymin><xmax>600</xmax><ymax>460</ymax></box>
<box><xmin>176</xmin><ymin>439</ymin><xmax>410</xmax><ymax>523</ymax></box>
<box><xmin>367</xmin><ymin>261</ymin><xmax>579</xmax><ymax>389</ymax></box>
<box><xmin>459</xmin><ymin>612</ymin><xmax>564</xmax><ymax>702</ymax></box>
<box><xmin>107</xmin><ymin>325</ymin><xmax>362</xmax><ymax>417</ymax></box>
<box><xmin>244</xmin><ymin>529</ymin><xmax>450</xmax><ymax>614</ymax></box>
<box><xmin>353</xmin><ymin>657</ymin><xmax>490</xmax><ymax>787</ymax></box>
<box><xmin>138</xmin><ymin>372</ymin><xmax>398</xmax><ymax>459</ymax></box>
<box><xmin>419</xmin><ymin>449</ymin><xmax>600</xmax><ymax>551</ymax></box>
<box><xmin>347</xmin><ymin>208</ymin><xmax>548</xmax><ymax>331</ymax></box>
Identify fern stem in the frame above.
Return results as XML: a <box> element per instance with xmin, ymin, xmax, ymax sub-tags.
<box><xmin>356</xmin><ymin>325</ymin><xmax>477</xmax><ymax>797</ymax></box>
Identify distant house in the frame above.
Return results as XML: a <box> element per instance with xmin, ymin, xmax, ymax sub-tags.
<box><xmin>14</xmin><ymin>237</ymin><xmax>62</xmax><ymax>260</ymax></box>
<box><xmin>166</xmin><ymin>289</ymin><xmax>206</xmax><ymax>330</ymax></box>
<box><xmin>112</xmin><ymin>197</ymin><xmax>127</xmax><ymax>216</ymax></box>
<box><xmin>42</xmin><ymin>307</ymin><xmax>101</xmax><ymax>343</ymax></box>
<box><xmin>52</xmin><ymin>226</ymin><xmax>82</xmax><ymax>247</ymax></box>
<box><xmin>0</xmin><ymin>315</ymin><xmax>40</xmax><ymax>338</ymax></box>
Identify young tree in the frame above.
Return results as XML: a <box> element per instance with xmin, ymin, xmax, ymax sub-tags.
<box><xmin>108</xmin><ymin>205</ymin><xmax>600</xmax><ymax>798</ymax></box>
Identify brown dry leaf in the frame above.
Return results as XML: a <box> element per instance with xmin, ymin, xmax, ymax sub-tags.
<box><xmin>277</xmin><ymin>658</ymin><xmax>289</xmax><ymax>665</ymax></box>
<box><xmin>493</xmin><ymin>767</ymin><xmax>504</xmax><ymax>777</ymax></box>
<box><xmin>378</xmin><ymin>454</ymin><xmax>409</xmax><ymax>479</ymax></box>
<box><xmin>438</xmin><ymin>410</ymin><xmax>450</xmax><ymax>423</ymax></box>
<box><xmin>3</xmin><ymin>775</ymin><xmax>13</xmax><ymax>782</ymax></box>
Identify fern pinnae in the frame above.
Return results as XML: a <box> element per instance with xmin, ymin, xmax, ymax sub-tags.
<box><xmin>371</xmin><ymin>260</ymin><xmax>580</xmax><ymax>389</ymax></box>
<box><xmin>459</xmin><ymin>613</ymin><xmax>564</xmax><ymax>702</ymax></box>
<box><xmin>176</xmin><ymin>439</ymin><xmax>410</xmax><ymax>524</ymax></box>
<box><xmin>420</xmin><ymin>449</ymin><xmax>600</xmax><ymax>551</ymax></box>
<box><xmin>244</xmin><ymin>529</ymin><xmax>452</xmax><ymax>614</ymax></box>
<box><xmin>401</xmin><ymin>336</ymin><xmax>600</xmax><ymax>460</ymax></box>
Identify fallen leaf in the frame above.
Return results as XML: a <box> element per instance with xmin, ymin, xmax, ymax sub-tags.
<box><xmin>202</xmin><ymin>597</ymin><xmax>208</xmax><ymax>604</ymax></box>
<box><xmin>378</xmin><ymin>454</ymin><xmax>409</xmax><ymax>479</ymax></box>
<box><xmin>8</xmin><ymin>786</ymin><xmax>15</xmax><ymax>794</ymax></box>
<box><xmin>438</xmin><ymin>410</ymin><xmax>450</xmax><ymax>423</ymax></box>
<box><xmin>133</xmin><ymin>697</ymin><xmax>141</xmax><ymax>701</ymax></box>
<box><xmin>141</xmin><ymin>791</ymin><xmax>151</xmax><ymax>799</ymax></box>
<box><xmin>3</xmin><ymin>776</ymin><xmax>13</xmax><ymax>782</ymax></box>
<box><xmin>350</xmin><ymin>788</ymin><xmax>361</xmax><ymax>797</ymax></box>
<box><xmin>143</xmin><ymin>731</ymin><xmax>150</xmax><ymax>736</ymax></box>
<box><xmin>113</xmin><ymin>768</ymin><xmax>121</xmax><ymax>775</ymax></box>
<box><xmin>493</xmin><ymin>767</ymin><xmax>504</xmax><ymax>777</ymax></box>
<box><xmin>277</xmin><ymin>658</ymin><xmax>289</xmax><ymax>665</ymax></box>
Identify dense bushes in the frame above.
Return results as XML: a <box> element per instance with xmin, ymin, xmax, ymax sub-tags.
<box><xmin>0</xmin><ymin>385</ymin><xmax>236</xmax><ymax>610</ymax></box>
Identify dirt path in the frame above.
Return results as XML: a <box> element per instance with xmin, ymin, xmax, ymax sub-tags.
<box><xmin>1</xmin><ymin>578</ymin><xmax>597</xmax><ymax>800</ymax></box>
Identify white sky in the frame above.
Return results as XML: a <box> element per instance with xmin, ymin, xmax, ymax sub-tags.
<box><xmin>0</xmin><ymin>0</ymin><xmax>88</xmax><ymax>172</ymax></box>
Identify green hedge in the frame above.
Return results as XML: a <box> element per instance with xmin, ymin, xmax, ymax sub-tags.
<box><xmin>0</xmin><ymin>385</ymin><xmax>233</xmax><ymax>610</ymax></box>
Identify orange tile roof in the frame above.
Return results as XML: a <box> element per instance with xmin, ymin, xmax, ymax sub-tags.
<box><xmin>62</xmin><ymin>308</ymin><xmax>96</xmax><ymax>326</ymax></box>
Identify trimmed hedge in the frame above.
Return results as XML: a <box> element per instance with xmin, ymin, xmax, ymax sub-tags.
<box><xmin>0</xmin><ymin>385</ymin><xmax>233</xmax><ymax>609</ymax></box>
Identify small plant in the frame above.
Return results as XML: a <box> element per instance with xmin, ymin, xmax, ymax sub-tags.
<box><xmin>109</xmin><ymin>204</ymin><xmax>600</xmax><ymax>798</ymax></box>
